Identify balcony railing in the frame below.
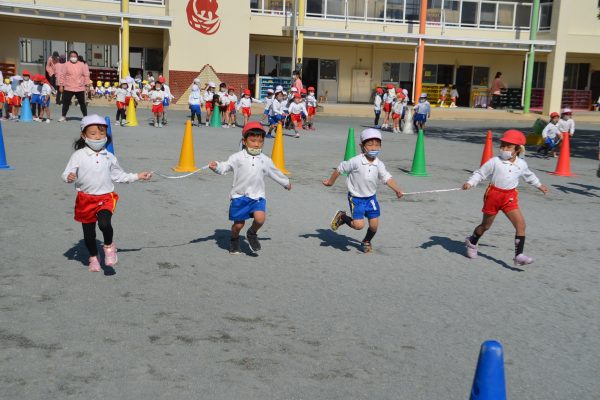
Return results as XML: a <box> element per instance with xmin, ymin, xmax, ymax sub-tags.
<box><xmin>250</xmin><ymin>0</ymin><xmax>552</xmax><ymax>31</ymax></box>
<box><xmin>95</xmin><ymin>0</ymin><xmax>165</xmax><ymax>5</ymax></box>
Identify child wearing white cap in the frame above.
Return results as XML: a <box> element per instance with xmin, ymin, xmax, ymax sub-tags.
<box><xmin>61</xmin><ymin>115</ymin><xmax>152</xmax><ymax>272</ymax></box>
<box><xmin>323</xmin><ymin>128</ymin><xmax>404</xmax><ymax>253</ymax></box>
<box><xmin>413</xmin><ymin>93</ymin><xmax>431</xmax><ymax>130</ymax></box>
<box><xmin>204</xmin><ymin>82</ymin><xmax>216</xmax><ymax>126</ymax></box>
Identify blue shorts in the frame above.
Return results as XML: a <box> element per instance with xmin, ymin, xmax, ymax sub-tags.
<box><xmin>269</xmin><ymin>115</ymin><xmax>283</xmax><ymax>126</ymax></box>
<box><xmin>190</xmin><ymin>104</ymin><xmax>201</xmax><ymax>114</ymax></box>
<box><xmin>229</xmin><ymin>196</ymin><xmax>266</xmax><ymax>221</ymax></box>
<box><xmin>348</xmin><ymin>193</ymin><xmax>380</xmax><ymax>220</ymax></box>
<box><xmin>31</xmin><ymin>94</ymin><xmax>40</xmax><ymax>105</ymax></box>
<box><xmin>414</xmin><ymin>113</ymin><xmax>427</xmax><ymax>123</ymax></box>
<box><xmin>163</xmin><ymin>98</ymin><xmax>170</xmax><ymax>106</ymax></box>
<box><xmin>263</xmin><ymin>109</ymin><xmax>269</xmax><ymax>115</ymax></box>
<box><xmin>40</xmin><ymin>96</ymin><xmax>50</xmax><ymax>107</ymax></box>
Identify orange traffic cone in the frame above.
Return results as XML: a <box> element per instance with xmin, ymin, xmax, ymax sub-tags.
<box><xmin>480</xmin><ymin>130</ymin><xmax>493</xmax><ymax>166</ymax></box>
<box><xmin>550</xmin><ymin>133</ymin><xmax>575</xmax><ymax>177</ymax></box>
<box><xmin>172</xmin><ymin>120</ymin><xmax>198</xmax><ymax>172</ymax></box>
<box><xmin>271</xmin><ymin>123</ymin><xmax>290</xmax><ymax>175</ymax></box>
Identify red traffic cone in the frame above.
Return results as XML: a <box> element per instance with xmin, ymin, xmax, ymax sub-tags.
<box><xmin>480</xmin><ymin>130</ymin><xmax>493</xmax><ymax>166</ymax></box>
<box><xmin>550</xmin><ymin>133</ymin><xmax>575</xmax><ymax>177</ymax></box>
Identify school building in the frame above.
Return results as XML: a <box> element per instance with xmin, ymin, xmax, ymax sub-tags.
<box><xmin>1</xmin><ymin>0</ymin><xmax>599</xmax><ymax>114</ymax></box>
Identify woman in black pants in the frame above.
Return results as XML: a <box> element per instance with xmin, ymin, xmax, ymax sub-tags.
<box><xmin>58</xmin><ymin>51</ymin><xmax>90</xmax><ymax>122</ymax></box>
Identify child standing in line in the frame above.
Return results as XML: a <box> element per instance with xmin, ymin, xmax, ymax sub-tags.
<box><xmin>463</xmin><ymin>129</ymin><xmax>548</xmax><ymax>266</ymax></box>
<box><xmin>260</xmin><ymin>88</ymin><xmax>274</xmax><ymax>124</ymax></box>
<box><xmin>288</xmin><ymin>93</ymin><xmax>308</xmax><ymax>138</ymax></box>
<box><xmin>141</xmin><ymin>80</ymin><xmax>150</xmax><ymax>101</ymax></box>
<box><xmin>450</xmin><ymin>85</ymin><xmax>459</xmax><ymax>108</ymax></box>
<box><xmin>237</xmin><ymin>89</ymin><xmax>262</xmax><ymax>126</ymax></box>
<box><xmin>557</xmin><ymin>108</ymin><xmax>575</xmax><ymax>137</ymax></box>
<box><xmin>438</xmin><ymin>84</ymin><xmax>449</xmax><ymax>107</ymax></box>
<box><xmin>306</xmin><ymin>87</ymin><xmax>318</xmax><ymax>130</ymax></box>
<box><xmin>40</xmin><ymin>77</ymin><xmax>52</xmax><ymax>123</ymax></box>
<box><xmin>227</xmin><ymin>87</ymin><xmax>238</xmax><ymax>128</ymax></box>
<box><xmin>267</xmin><ymin>89</ymin><xmax>285</xmax><ymax>138</ymax></box>
<box><xmin>150</xmin><ymin>81</ymin><xmax>165</xmax><ymax>128</ymax></box>
<box><xmin>204</xmin><ymin>82</ymin><xmax>216</xmax><ymax>126</ymax></box>
<box><xmin>537</xmin><ymin>112</ymin><xmax>561</xmax><ymax>157</ymax></box>
<box><xmin>324</xmin><ymin>128</ymin><xmax>404</xmax><ymax>253</ymax></box>
<box><xmin>188</xmin><ymin>82</ymin><xmax>203</xmax><ymax>126</ymax></box>
<box><xmin>413</xmin><ymin>93</ymin><xmax>431</xmax><ymax>130</ymax></box>
<box><xmin>0</xmin><ymin>78</ymin><xmax>8</xmax><ymax>120</ymax></box>
<box><xmin>218</xmin><ymin>82</ymin><xmax>230</xmax><ymax>128</ymax></box>
<box><xmin>11</xmin><ymin>76</ymin><xmax>25</xmax><ymax>121</ymax></box>
<box><xmin>114</xmin><ymin>80</ymin><xmax>129</xmax><ymax>126</ymax></box>
<box><xmin>159</xmin><ymin>76</ymin><xmax>174</xmax><ymax>125</ymax></box>
<box><xmin>381</xmin><ymin>84</ymin><xmax>395</xmax><ymax>130</ymax></box>
<box><xmin>31</xmin><ymin>75</ymin><xmax>43</xmax><ymax>121</ymax></box>
<box><xmin>61</xmin><ymin>115</ymin><xmax>152</xmax><ymax>272</ymax></box>
<box><xmin>209</xmin><ymin>121</ymin><xmax>292</xmax><ymax>254</ymax></box>
<box><xmin>391</xmin><ymin>92</ymin><xmax>405</xmax><ymax>134</ymax></box>
<box><xmin>373</xmin><ymin>87</ymin><xmax>383</xmax><ymax>128</ymax></box>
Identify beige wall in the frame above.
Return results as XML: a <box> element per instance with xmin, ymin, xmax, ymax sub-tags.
<box><xmin>167</xmin><ymin>1</ymin><xmax>250</xmax><ymax>74</ymax></box>
<box><xmin>8</xmin><ymin>0</ymin><xmax>168</xmax><ymax>17</ymax></box>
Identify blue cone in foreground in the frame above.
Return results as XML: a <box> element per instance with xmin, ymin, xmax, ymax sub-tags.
<box><xmin>470</xmin><ymin>340</ymin><xmax>507</xmax><ymax>400</ymax></box>
<box><xmin>105</xmin><ymin>116</ymin><xmax>115</xmax><ymax>155</ymax></box>
<box><xmin>0</xmin><ymin>121</ymin><xmax>14</xmax><ymax>169</ymax></box>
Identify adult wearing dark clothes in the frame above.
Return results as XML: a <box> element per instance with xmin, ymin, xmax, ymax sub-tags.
<box><xmin>58</xmin><ymin>51</ymin><xmax>90</xmax><ymax>122</ymax></box>
<box><xmin>489</xmin><ymin>72</ymin><xmax>506</xmax><ymax>110</ymax></box>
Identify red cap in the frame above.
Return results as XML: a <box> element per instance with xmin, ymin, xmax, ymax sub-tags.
<box><xmin>158</xmin><ymin>76</ymin><xmax>165</xmax><ymax>83</ymax></box>
<box><xmin>307</xmin><ymin>86</ymin><xmax>315</xmax><ymax>91</ymax></box>
<box><xmin>301</xmin><ymin>88</ymin><xmax>307</xmax><ymax>94</ymax></box>
<box><xmin>22</xmin><ymin>70</ymin><xmax>31</xmax><ymax>76</ymax></box>
<box><xmin>241</xmin><ymin>121</ymin><xmax>266</xmax><ymax>137</ymax></box>
<box><xmin>386</xmin><ymin>83</ymin><xmax>394</xmax><ymax>89</ymax></box>
<box><xmin>500</xmin><ymin>129</ymin><xmax>526</xmax><ymax>146</ymax></box>
<box><xmin>243</xmin><ymin>89</ymin><xmax>251</xmax><ymax>96</ymax></box>
<box><xmin>550</xmin><ymin>112</ymin><xmax>560</xmax><ymax>118</ymax></box>
<box><xmin>228</xmin><ymin>87</ymin><xmax>235</xmax><ymax>92</ymax></box>
<box><xmin>294</xmin><ymin>93</ymin><xmax>301</xmax><ymax>99</ymax></box>
<box><xmin>376</xmin><ymin>88</ymin><xmax>383</xmax><ymax>94</ymax></box>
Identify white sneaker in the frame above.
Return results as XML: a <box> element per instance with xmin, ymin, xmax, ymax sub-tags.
<box><xmin>33</xmin><ymin>117</ymin><xmax>41</xmax><ymax>122</ymax></box>
<box><xmin>154</xmin><ymin>121</ymin><xmax>158</xmax><ymax>128</ymax></box>
<box><xmin>45</xmin><ymin>119</ymin><xmax>51</xmax><ymax>124</ymax></box>
<box><xmin>114</xmin><ymin>121</ymin><xmax>121</xmax><ymax>126</ymax></box>
<box><xmin>58</xmin><ymin>117</ymin><xmax>66</xmax><ymax>122</ymax></box>
<box><xmin>158</xmin><ymin>123</ymin><xmax>163</xmax><ymax>128</ymax></box>
<box><xmin>205</xmin><ymin>122</ymin><xmax>209</xmax><ymax>127</ymax></box>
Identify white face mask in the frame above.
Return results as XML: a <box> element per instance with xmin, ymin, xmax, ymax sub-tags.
<box><xmin>85</xmin><ymin>137</ymin><xmax>107</xmax><ymax>152</ymax></box>
<box><xmin>246</xmin><ymin>147</ymin><xmax>262</xmax><ymax>156</ymax></box>
<box><xmin>499</xmin><ymin>150</ymin><xmax>514</xmax><ymax>160</ymax></box>
<box><xmin>23</xmin><ymin>77</ymin><xmax>29</xmax><ymax>81</ymax></box>
<box><xmin>70</xmin><ymin>57</ymin><xmax>78</xmax><ymax>63</ymax></box>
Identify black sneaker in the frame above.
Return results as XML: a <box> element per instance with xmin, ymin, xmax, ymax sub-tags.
<box><xmin>246</xmin><ymin>230</ymin><xmax>261</xmax><ymax>252</ymax></box>
<box><xmin>361</xmin><ymin>241</ymin><xmax>373</xmax><ymax>253</ymax></box>
<box><xmin>229</xmin><ymin>238</ymin><xmax>242</xmax><ymax>255</ymax></box>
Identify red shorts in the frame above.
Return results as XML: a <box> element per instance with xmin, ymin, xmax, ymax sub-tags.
<box><xmin>242</xmin><ymin>107</ymin><xmax>251</xmax><ymax>117</ymax></box>
<box><xmin>152</xmin><ymin>103</ymin><xmax>164</xmax><ymax>113</ymax></box>
<box><xmin>451</xmin><ymin>97</ymin><xmax>457</xmax><ymax>102</ymax></box>
<box><xmin>116</xmin><ymin>101</ymin><xmax>126</xmax><ymax>110</ymax></box>
<box><xmin>205</xmin><ymin>102</ymin><xmax>213</xmax><ymax>111</ymax></box>
<box><xmin>307</xmin><ymin>106</ymin><xmax>316</xmax><ymax>116</ymax></box>
<box><xmin>383</xmin><ymin>103</ymin><xmax>392</xmax><ymax>113</ymax></box>
<box><xmin>0</xmin><ymin>92</ymin><xmax>5</xmax><ymax>103</ymax></box>
<box><xmin>228</xmin><ymin>102</ymin><xmax>236</xmax><ymax>112</ymax></box>
<box><xmin>74</xmin><ymin>192</ymin><xmax>119</xmax><ymax>223</ymax></box>
<box><xmin>11</xmin><ymin>96</ymin><xmax>22</xmax><ymax>107</ymax></box>
<box><xmin>125</xmin><ymin>96</ymin><xmax>131</xmax><ymax>105</ymax></box>
<box><xmin>392</xmin><ymin>113</ymin><xmax>401</xmax><ymax>120</ymax></box>
<box><xmin>482</xmin><ymin>185</ymin><xmax>519</xmax><ymax>216</ymax></box>
<box><xmin>439</xmin><ymin>96</ymin><xmax>446</xmax><ymax>101</ymax></box>
<box><xmin>291</xmin><ymin>113</ymin><xmax>302</xmax><ymax>123</ymax></box>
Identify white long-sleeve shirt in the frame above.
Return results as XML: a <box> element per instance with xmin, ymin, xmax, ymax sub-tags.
<box><xmin>288</xmin><ymin>101</ymin><xmax>308</xmax><ymax>115</ymax></box>
<box><xmin>40</xmin><ymin>83</ymin><xmax>52</xmax><ymax>98</ymax></box>
<box><xmin>337</xmin><ymin>154</ymin><xmax>393</xmax><ymax>198</ymax></box>
<box><xmin>269</xmin><ymin>98</ymin><xmax>284</xmax><ymax>116</ymax></box>
<box><xmin>414</xmin><ymin>101</ymin><xmax>431</xmax><ymax>116</ymax></box>
<box><xmin>61</xmin><ymin>147</ymin><xmax>138</xmax><ymax>195</ymax></box>
<box><xmin>21</xmin><ymin>80</ymin><xmax>35</xmax><ymax>96</ymax></box>
<box><xmin>467</xmin><ymin>156</ymin><xmax>541</xmax><ymax>190</ymax></box>
<box><xmin>204</xmin><ymin>90</ymin><xmax>215</xmax><ymax>103</ymax></box>
<box><xmin>237</xmin><ymin>96</ymin><xmax>261</xmax><ymax>109</ymax></box>
<box><xmin>188</xmin><ymin>89</ymin><xmax>202</xmax><ymax>105</ymax></box>
<box><xmin>557</xmin><ymin>118</ymin><xmax>575</xmax><ymax>135</ymax></box>
<box><xmin>374</xmin><ymin>94</ymin><xmax>382</xmax><ymax>111</ymax></box>
<box><xmin>542</xmin><ymin>122</ymin><xmax>560</xmax><ymax>140</ymax></box>
<box><xmin>383</xmin><ymin>90</ymin><xmax>395</xmax><ymax>104</ymax></box>
<box><xmin>263</xmin><ymin>95</ymin><xmax>274</xmax><ymax>111</ymax></box>
<box><xmin>114</xmin><ymin>88</ymin><xmax>128</xmax><ymax>103</ymax></box>
<box><xmin>392</xmin><ymin>100</ymin><xmax>404</xmax><ymax>115</ymax></box>
<box><xmin>150</xmin><ymin>90</ymin><xmax>164</xmax><ymax>106</ymax></box>
<box><xmin>214</xmin><ymin>151</ymin><xmax>290</xmax><ymax>199</ymax></box>
<box><xmin>306</xmin><ymin>94</ymin><xmax>318</xmax><ymax>108</ymax></box>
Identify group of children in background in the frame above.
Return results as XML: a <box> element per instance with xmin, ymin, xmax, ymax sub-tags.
<box><xmin>538</xmin><ymin>108</ymin><xmax>576</xmax><ymax>157</ymax></box>
<box><xmin>1</xmin><ymin>70</ymin><xmax>53</xmax><ymax>122</ymax></box>
<box><xmin>373</xmin><ymin>84</ymin><xmax>432</xmax><ymax>133</ymax></box>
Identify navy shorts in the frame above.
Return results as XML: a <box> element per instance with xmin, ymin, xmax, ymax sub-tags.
<box><xmin>263</xmin><ymin>109</ymin><xmax>270</xmax><ymax>115</ymax></box>
<box><xmin>348</xmin><ymin>193</ymin><xmax>380</xmax><ymax>220</ymax></box>
<box><xmin>190</xmin><ymin>104</ymin><xmax>201</xmax><ymax>114</ymax></box>
<box><xmin>229</xmin><ymin>196</ymin><xmax>266</xmax><ymax>221</ymax></box>
<box><xmin>414</xmin><ymin>113</ymin><xmax>427</xmax><ymax>123</ymax></box>
<box><xmin>269</xmin><ymin>115</ymin><xmax>283</xmax><ymax>126</ymax></box>
<box><xmin>31</xmin><ymin>94</ymin><xmax>40</xmax><ymax>105</ymax></box>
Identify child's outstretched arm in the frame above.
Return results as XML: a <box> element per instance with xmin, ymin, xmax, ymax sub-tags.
<box><xmin>209</xmin><ymin>156</ymin><xmax>234</xmax><ymax>175</ymax></box>
<box><xmin>62</xmin><ymin>154</ymin><xmax>79</xmax><ymax>183</ymax></box>
<box><xmin>463</xmin><ymin>159</ymin><xmax>493</xmax><ymax>189</ymax></box>
<box><xmin>522</xmin><ymin>166</ymin><xmax>548</xmax><ymax>194</ymax></box>
<box><xmin>385</xmin><ymin>178</ymin><xmax>404</xmax><ymax>198</ymax></box>
<box><xmin>322</xmin><ymin>170</ymin><xmax>340</xmax><ymax>187</ymax></box>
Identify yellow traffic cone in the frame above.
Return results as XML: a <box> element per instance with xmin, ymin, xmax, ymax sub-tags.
<box><xmin>126</xmin><ymin>97</ymin><xmax>138</xmax><ymax>127</ymax></box>
<box><xmin>172</xmin><ymin>120</ymin><xmax>198</xmax><ymax>172</ymax></box>
<box><xmin>271</xmin><ymin>123</ymin><xmax>290</xmax><ymax>175</ymax></box>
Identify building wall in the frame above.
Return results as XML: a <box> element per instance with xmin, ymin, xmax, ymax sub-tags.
<box><xmin>10</xmin><ymin>0</ymin><xmax>168</xmax><ymax>17</ymax></box>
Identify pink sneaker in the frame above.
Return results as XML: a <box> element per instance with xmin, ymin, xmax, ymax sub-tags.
<box><xmin>514</xmin><ymin>253</ymin><xmax>534</xmax><ymax>266</ymax></box>
<box><xmin>88</xmin><ymin>256</ymin><xmax>101</xmax><ymax>272</ymax></box>
<box><xmin>465</xmin><ymin>237</ymin><xmax>478</xmax><ymax>259</ymax></box>
<box><xmin>104</xmin><ymin>243</ymin><xmax>118</xmax><ymax>267</ymax></box>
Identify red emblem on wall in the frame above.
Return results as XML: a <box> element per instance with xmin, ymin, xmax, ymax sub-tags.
<box><xmin>187</xmin><ymin>0</ymin><xmax>221</xmax><ymax>35</ymax></box>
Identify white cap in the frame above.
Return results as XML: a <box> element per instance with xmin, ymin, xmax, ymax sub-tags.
<box><xmin>11</xmin><ymin>75</ymin><xmax>23</xmax><ymax>81</ymax></box>
<box><xmin>267</xmin><ymin>88</ymin><xmax>274</xmax><ymax>94</ymax></box>
<box><xmin>420</xmin><ymin>93</ymin><xmax>427</xmax><ymax>98</ymax></box>
<box><xmin>402</xmin><ymin>89</ymin><xmax>408</xmax><ymax>95</ymax></box>
<box><xmin>282</xmin><ymin>91</ymin><xmax>287</xmax><ymax>96</ymax></box>
<box><xmin>193</xmin><ymin>78</ymin><xmax>200</xmax><ymax>83</ymax></box>
<box><xmin>561</xmin><ymin>107</ymin><xmax>572</xmax><ymax>114</ymax></box>
<box><xmin>290</xmin><ymin>87</ymin><xmax>298</xmax><ymax>92</ymax></box>
<box><xmin>120</xmin><ymin>79</ymin><xmax>127</xmax><ymax>84</ymax></box>
<box><xmin>275</xmin><ymin>85</ymin><xmax>283</xmax><ymax>92</ymax></box>
<box><xmin>208</xmin><ymin>82</ymin><xmax>216</xmax><ymax>88</ymax></box>
<box><xmin>360</xmin><ymin>128</ymin><xmax>382</xmax><ymax>143</ymax></box>
<box><xmin>80</xmin><ymin>114</ymin><xmax>108</xmax><ymax>132</ymax></box>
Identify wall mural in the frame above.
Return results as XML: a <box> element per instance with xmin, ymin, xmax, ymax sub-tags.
<box><xmin>186</xmin><ymin>0</ymin><xmax>221</xmax><ymax>35</ymax></box>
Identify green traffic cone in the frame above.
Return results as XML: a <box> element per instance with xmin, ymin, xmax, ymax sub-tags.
<box><xmin>343</xmin><ymin>127</ymin><xmax>357</xmax><ymax>161</ymax></box>
<box><xmin>210</xmin><ymin>108</ymin><xmax>222</xmax><ymax>128</ymax></box>
<box><xmin>409</xmin><ymin>129</ymin><xmax>428</xmax><ymax>177</ymax></box>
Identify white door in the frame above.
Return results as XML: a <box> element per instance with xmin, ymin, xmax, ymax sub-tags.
<box><xmin>352</xmin><ymin>69</ymin><xmax>371</xmax><ymax>102</ymax></box>
<box><xmin>318</xmin><ymin>59</ymin><xmax>338</xmax><ymax>103</ymax></box>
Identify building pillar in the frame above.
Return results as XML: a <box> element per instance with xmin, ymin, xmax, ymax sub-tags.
<box><xmin>120</xmin><ymin>0</ymin><xmax>130</xmax><ymax>79</ymax></box>
<box><xmin>296</xmin><ymin>0</ymin><xmax>305</xmax><ymax>72</ymax></box>
<box><xmin>543</xmin><ymin>48</ymin><xmax>566</xmax><ymax>114</ymax></box>
<box><xmin>414</xmin><ymin>0</ymin><xmax>428</xmax><ymax>101</ymax></box>
<box><xmin>522</xmin><ymin>0</ymin><xmax>540</xmax><ymax>113</ymax></box>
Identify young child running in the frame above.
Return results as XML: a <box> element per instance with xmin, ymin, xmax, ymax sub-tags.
<box><xmin>306</xmin><ymin>86</ymin><xmax>318</xmax><ymax>130</ymax></box>
<box><xmin>324</xmin><ymin>128</ymin><xmax>404</xmax><ymax>253</ymax></box>
<box><xmin>260</xmin><ymin>88</ymin><xmax>274</xmax><ymax>124</ymax></box>
<box><xmin>204</xmin><ymin>82</ymin><xmax>216</xmax><ymax>126</ymax></box>
<box><xmin>227</xmin><ymin>87</ymin><xmax>238</xmax><ymax>127</ymax></box>
<box><xmin>61</xmin><ymin>115</ymin><xmax>152</xmax><ymax>272</ymax></box>
<box><xmin>449</xmin><ymin>85</ymin><xmax>459</xmax><ymax>108</ymax></box>
<box><xmin>381</xmin><ymin>84</ymin><xmax>395</xmax><ymax>130</ymax></box>
<box><xmin>267</xmin><ymin>89</ymin><xmax>285</xmax><ymax>138</ymax></box>
<box><xmin>438</xmin><ymin>84</ymin><xmax>449</xmax><ymax>107</ymax></box>
<box><xmin>209</xmin><ymin>121</ymin><xmax>291</xmax><ymax>254</ymax></box>
<box><xmin>288</xmin><ymin>93</ymin><xmax>308</xmax><ymax>138</ymax></box>
<box><xmin>237</xmin><ymin>89</ymin><xmax>262</xmax><ymax>126</ymax></box>
<box><xmin>114</xmin><ymin>80</ymin><xmax>129</xmax><ymax>126</ymax></box>
<box><xmin>413</xmin><ymin>93</ymin><xmax>431</xmax><ymax>130</ymax></box>
<box><xmin>150</xmin><ymin>81</ymin><xmax>165</xmax><ymax>128</ymax></box>
<box><xmin>391</xmin><ymin>91</ymin><xmax>405</xmax><ymax>133</ymax></box>
<box><xmin>463</xmin><ymin>129</ymin><xmax>548</xmax><ymax>266</ymax></box>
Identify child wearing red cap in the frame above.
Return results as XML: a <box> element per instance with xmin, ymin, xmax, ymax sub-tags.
<box><xmin>381</xmin><ymin>84</ymin><xmax>395</xmax><ymax>130</ymax></box>
<box><xmin>288</xmin><ymin>93</ymin><xmax>308</xmax><ymax>138</ymax></box>
<box><xmin>209</xmin><ymin>121</ymin><xmax>291</xmax><ymax>254</ymax></box>
<box><xmin>463</xmin><ymin>129</ymin><xmax>548</xmax><ymax>266</ymax></box>
<box><xmin>237</xmin><ymin>89</ymin><xmax>262</xmax><ymax>126</ymax></box>
<box><xmin>306</xmin><ymin>86</ymin><xmax>318</xmax><ymax>130</ymax></box>
<box><xmin>62</xmin><ymin>115</ymin><xmax>152</xmax><ymax>272</ymax></box>
<box><xmin>538</xmin><ymin>112</ymin><xmax>561</xmax><ymax>157</ymax></box>
<box><xmin>227</xmin><ymin>88</ymin><xmax>238</xmax><ymax>128</ymax></box>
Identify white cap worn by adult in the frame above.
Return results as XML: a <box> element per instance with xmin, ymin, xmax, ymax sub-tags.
<box><xmin>80</xmin><ymin>114</ymin><xmax>108</xmax><ymax>132</ymax></box>
<box><xmin>360</xmin><ymin>128</ymin><xmax>382</xmax><ymax>143</ymax></box>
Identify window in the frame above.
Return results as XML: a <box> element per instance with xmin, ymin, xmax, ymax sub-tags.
<box><xmin>319</xmin><ymin>59</ymin><xmax>337</xmax><ymax>80</ymax></box>
<box><xmin>20</xmin><ymin>38</ymin><xmax>45</xmax><ymax>64</ymax></box>
<box><xmin>461</xmin><ymin>1</ymin><xmax>478</xmax><ymax>26</ymax></box>
<box><xmin>497</xmin><ymin>3</ymin><xmax>514</xmax><ymax>27</ymax></box>
<box><xmin>259</xmin><ymin>55</ymin><xmax>292</xmax><ymax>76</ymax></box>
<box><xmin>473</xmin><ymin>67</ymin><xmax>489</xmax><ymax>86</ymax></box>
<box><xmin>563</xmin><ymin>63</ymin><xmax>590</xmax><ymax>90</ymax></box>
<box><xmin>382</xmin><ymin>62</ymin><xmax>414</xmax><ymax>84</ymax></box>
<box><xmin>347</xmin><ymin>0</ymin><xmax>366</xmax><ymax>18</ymax></box>
<box><xmin>539</xmin><ymin>3</ymin><xmax>552</xmax><ymax>29</ymax></box>
<box><xmin>250</xmin><ymin>0</ymin><xmax>261</xmax><ymax>10</ymax></box>
<box><xmin>386</xmin><ymin>0</ymin><xmax>404</xmax><ymax>22</ymax></box>
<box><xmin>437</xmin><ymin>64</ymin><xmax>453</xmax><ymax>84</ymax></box>
<box><xmin>145</xmin><ymin>48</ymin><xmax>163</xmax><ymax>71</ymax></box>
<box><xmin>480</xmin><ymin>2</ymin><xmax>497</xmax><ymax>27</ymax></box>
<box><xmin>366</xmin><ymin>0</ymin><xmax>385</xmax><ymax>19</ymax></box>
<box><xmin>327</xmin><ymin>0</ymin><xmax>345</xmax><ymax>17</ymax></box>
<box><xmin>427</xmin><ymin>0</ymin><xmax>443</xmax><ymax>23</ymax></box>
<box><xmin>442</xmin><ymin>0</ymin><xmax>460</xmax><ymax>25</ymax></box>
<box><xmin>306</xmin><ymin>0</ymin><xmax>323</xmax><ymax>15</ymax></box>
<box><xmin>405</xmin><ymin>0</ymin><xmax>420</xmax><ymax>21</ymax></box>
<box><xmin>532</xmin><ymin>62</ymin><xmax>546</xmax><ymax>89</ymax></box>
<box><xmin>515</xmin><ymin>4</ymin><xmax>531</xmax><ymax>28</ymax></box>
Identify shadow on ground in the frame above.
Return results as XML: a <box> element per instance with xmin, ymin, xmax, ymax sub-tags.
<box><xmin>299</xmin><ymin>229</ymin><xmax>362</xmax><ymax>252</ymax></box>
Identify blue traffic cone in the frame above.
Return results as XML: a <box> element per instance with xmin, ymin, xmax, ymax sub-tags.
<box><xmin>20</xmin><ymin>97</ymin><xmax>33</xmax><ymax>122</ymax></box>
<box><xmin>470</xmin><ymin>340</ymin><xmax>507</xmax><ymax>400</ymax></box>
<box><xmin>105</xmin><ymin>116</ymin><xmax>115</xmax><ymax>155</ymax></box>
<box><xmin>0</xmin><ymin>121</ymin><xmax>14</xmax><ymax>169</ymax></box>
